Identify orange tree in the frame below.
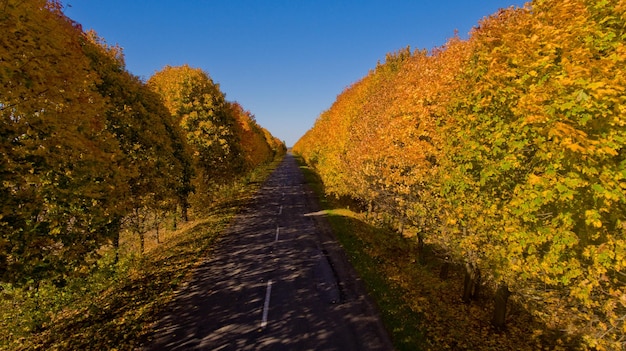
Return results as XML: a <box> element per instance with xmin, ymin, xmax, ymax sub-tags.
<box><xmin>381</xmin><ymin>39</ymin><xmax>474</xmax><ymax>260</ymax></box>
<box><xmin>294</xmin><ymin>76</ymin><xmax>373</xmax><ymax>200</ymax></box>
<box><xmin>227</xmin><ymin>102</ymin><xmax>274</xmax><ymax>171</ymax></box>
<box><xmin>296</xmin><ymin>41</ymin><xmax>473</xmax><ymax>247</ymax></box>
<box><xmin>261</xmin><ymin>128</ymin><xmax>286</xmax><ymax>159</ymax></box>
<box><xmin>82</xmin><ymin>32</ymin><xmax>193</xmax><ymax>252</ymax></box>
<box><xmin>341</xmin><ymin>48</ymin><xmax>413</xmax><ymax>222</ymax></box>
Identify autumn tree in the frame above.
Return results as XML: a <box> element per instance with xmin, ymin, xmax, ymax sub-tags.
<box><xmin>440</xmin><ymin>1</ymin><xmax>626</xmax><ymax>346</ymax></box>
<box><xmin>81</xmin><ymin>32</ymin><xmax>193</xmax><ymax>252</ymax></box>
<box><xmin>0</xmin><ymin>0</ymin><xmax>126</xmax><ymax>285</ymax></box>
<box><xmin>1</xmin><ymin>0</ymin><xmax>283</xmax><ymax>289</ymax></box>
<box><xmin>227</xmin><ymin>101</ymin><xmax>275</xmax><ymax>171</ymax></box>
<box><xmin>295</xmin><ymin>0</ymin><xmax>626</xmax><ymax>348</ymax></box>
<box><xmin>147</xmin><ymin>65</ymin><xmax>245</xmax><ymax>196</ymax></box>
<box><xmin>294</xmin><ymin>70</ymin><xmax>376</xmax><ymax>201</ymax></box>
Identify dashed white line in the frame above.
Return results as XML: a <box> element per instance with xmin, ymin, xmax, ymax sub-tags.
<box><xmin>261</xmin><ymin>280</ymin><xmax>273</xmax><ymax>328</ymax></box>
<box><xmin>278</xmin><ymin>205</ymin><xmax>283</xmax><ymax>215</ymax></box>
<box><xmin>275</xmin><ymin>226</ymin><xmax>280</xmax><ymax>242</ymax></box>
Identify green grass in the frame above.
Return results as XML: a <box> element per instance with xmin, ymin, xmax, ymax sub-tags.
<box><xmin>297</xmin><ymin>158</ymin><xmax>426</xmax><ymax>351</ymax></box>
<box><xmin>0</xmin><ymin>157</ymin><xmax>282</xmax><ymax>351</ymax></box>
<box><xmin>3</xmin><ymin>154</ymin><xmax>575</xmax><ymax>350</ymax></box>
<box><xmin>295</xmin><ymin>157</ymin><xmax>587</xmax><ymax>351</ymax></box>
<box><xmin>327</xmin><ymin>212</ymin><xmax>426</xmax><ymax>350</ymax></box>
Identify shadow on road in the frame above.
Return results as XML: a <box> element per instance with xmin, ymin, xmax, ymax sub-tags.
<box><xmin>141</xmin><ymin>155</ymin><xmax>393</xmax><ymax>351</ymax></box>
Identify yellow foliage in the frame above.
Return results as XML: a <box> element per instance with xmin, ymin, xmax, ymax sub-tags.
<box><xmin>295</xmin><ymin>0</ymin><xmax>626</xmax><ymax>348</ymax></box>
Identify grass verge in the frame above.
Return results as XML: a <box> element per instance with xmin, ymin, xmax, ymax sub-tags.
<box><xmin>296</xmin><ymin>157</ymin><xmax>580</xmax><ymax>351</ymax></box>
<box><xmin>297</xmin><ymin>158</ymin><xmax>426</xmax><ymax>351</ymax></box>
<box><xmin>0</xmin><ymin>157</ymin><xmax>282</xmax><ymax>351</ymax></box>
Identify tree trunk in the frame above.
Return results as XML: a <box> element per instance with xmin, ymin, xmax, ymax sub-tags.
<box><xmin>154</xmin><ymin>211</ymin><xmax>160</xmax><ymax>244</ymax></box>
<box><xmin>492</xmin><ymin>282</ymin><xmax>511</xmax><ymax>330</ymax></box>
<box><xmin>106</xmin><ymin>216</ymin><xmax>122</xmax><ymax>265</ymax></box>
<box><xmin>417</xmin><ymin>232</ymin><xmax>425</xmax><ymax>265</ymax></box>
<box><xmin>113</xmin><ymin>231</ymin><xmax>120</xmax><ymax>264</ymax></box>
<box><xmin>462</xmin><ymin>262</ymin><xmax>480</xmax><ymax>303</ymax></box>
<box><xmin>139</xmin><ymin>232</ymin><xmax>145</xmax><ymax>255</ymax></box>
<box><xmin>181</xmin><ymin>201</ymin><xmax>189</xmax><ymax>222</ymax></box>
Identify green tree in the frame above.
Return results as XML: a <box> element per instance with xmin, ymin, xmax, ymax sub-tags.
<box><xmin>0</xmin><ymin>0</ymin><xmax>126</xmax><ymax>285</ymax></box>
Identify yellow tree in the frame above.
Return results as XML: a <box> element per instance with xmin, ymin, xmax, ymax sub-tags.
<box><xmin>342</xmin><ymin>49</ymin><xmax>411</xmax><ymax>221</ymax></box>
<box><xmin>442</xmin><ymin>0</ymin><xmax>626</xmax><ymax>345</ymax></box>
<box><xmin>82</xmin><ymin>32</ymin><xmax>193</xmax><ymax>251</ymax></box>
<box><xmin>148</xmin><ymin>65</ymin><xmax>244</xmax><ymax>196</ymax></box>
<box><xmin>380</xmin><ymin>39</ymin><xmax>473</xmax><ymax>261</ymax></box>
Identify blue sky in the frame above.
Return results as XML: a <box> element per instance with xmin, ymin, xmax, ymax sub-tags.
<box><xmin>64</xmin><ymin>0</ymin><xmax>528</xmax><ymax>147</ymax></box>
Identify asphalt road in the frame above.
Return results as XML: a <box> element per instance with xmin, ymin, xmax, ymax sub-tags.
<box><xmin>141</xmin><ymin>154</ymin><xmax>394</xmax><ymax>351</ymax></box>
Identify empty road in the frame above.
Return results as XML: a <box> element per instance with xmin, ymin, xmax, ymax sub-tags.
<box><xmin>142</xmin><ymin>154</ymin><xmax>393</xmax><ymax>350</ymax></box>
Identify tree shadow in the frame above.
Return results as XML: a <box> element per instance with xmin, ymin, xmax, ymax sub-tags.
<box><xmin>139</xmin><ymin>155</ymin><xmax>392</xmax><ymax>351</ymax></box>
<box><xmin>318</xmin><ymin>207</ymin><xmax>586</xmax><ymax>351</ymax></box>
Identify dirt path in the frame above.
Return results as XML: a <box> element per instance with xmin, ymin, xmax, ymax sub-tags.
<box><xmin>141</xmin><ymin>154</ymin><xmax>394</xmax><ymax>350</ymax></box>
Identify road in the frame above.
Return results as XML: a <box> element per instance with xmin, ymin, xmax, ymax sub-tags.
<box><xmin>141</xmin><ymin>154</ymin><xmax>394</xmax><ymax>351</ymax></box>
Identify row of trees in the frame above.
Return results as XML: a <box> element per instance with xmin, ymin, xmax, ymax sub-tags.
<box><xmin>294</xmin><ymin>0</ymin><xmax>625</xmax><ymax>348</ymax></box>
<box><xmin>1</xmin><ymin>0</ymin><xmax>284</xmax><ymax>288</ymax></box>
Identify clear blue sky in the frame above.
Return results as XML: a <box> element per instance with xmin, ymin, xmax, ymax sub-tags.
<box><xmin>64</xmin><ymin>0</ymin><xmax>527</xmax><ymax>147</ymax></box>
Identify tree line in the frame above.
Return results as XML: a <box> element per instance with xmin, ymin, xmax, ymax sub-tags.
<box><xmin>294</xmin><ymin>0</ymin><xmax>625</xmax><ymax>348</ymax></box>
<box><xmin>1</xmin><ymin>0</ymin><xmax>284</xmax><ymax>288</ymax></box>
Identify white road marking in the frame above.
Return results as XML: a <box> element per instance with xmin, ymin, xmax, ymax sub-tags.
<box><xmin>275</xmin><ymin>226</ymin><xmax>280</xmax><ymax>242</ymax></box>
<box><xmin>278</xmin><ymin>205</ymin><xmax>283</xmax><ymax>215</ymax></box>
<box><xmin>261</xmin><ymin>280</ymin><xmax>273</xmax><ymax>328</ymax></box>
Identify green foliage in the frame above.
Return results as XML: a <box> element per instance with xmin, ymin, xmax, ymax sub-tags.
<box><xmin>147</xmin><ymin>65</ymin><xmax>244</xmax><ymax>188</ymax></box>
<box><xmin>294</xmin><ymin>0</ymin><xmax>626</xmax><ymax>348</ymax></box>
<box><xmin>0</xmin><ymin>0</ymin><xmax>126</xmax><ymax>286</ymax></box>
<box><xmin>1</xmin><ymin>0</ymin><xmax>282</xmax><ymax>298</ymax></box>
<box><xmin>0</xmin><ymin>158</ymin><xmax>281</xmax><ymax>350</ymax></box>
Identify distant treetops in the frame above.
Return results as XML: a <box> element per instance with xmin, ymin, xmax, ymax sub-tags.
<box><xmin>294</xmin><ymin>0</ymin><xmax>626</xmax><ymax>349</ymax></box>
<box><xmin>1</xmin><ymin>0</ymin><xmax>284</xmax><ymax>286</ymax></box>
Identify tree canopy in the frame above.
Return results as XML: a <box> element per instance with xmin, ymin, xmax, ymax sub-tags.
<box><xmin>294</xmin><ymin>0</ymin><xmax>626</xmax><ymax>348</ymax></box>
<box><xmin>1</xmin><ymin>0</ymin><xmax>283</xmax><ymax>286</ymax></box>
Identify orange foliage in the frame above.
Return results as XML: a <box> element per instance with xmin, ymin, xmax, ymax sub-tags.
<box><xmin>227</xmin><ymin>102</ymin><xmax>275</xmax><ymax>171</ymax></box>
<box><xmin>295</xmin><ymin>0</ymin><xmax>626</xmax><ymax>348</ymax></box>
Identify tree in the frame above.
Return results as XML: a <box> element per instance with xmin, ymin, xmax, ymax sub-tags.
<box><xmin>147</xmin><ymin>65</ymin><xmax>244</xmax><ymax>194</ymax></box>
<box><xmin>82</xmin><ymin>31</ymin><xmax>193</xmax><ymax>250</ymax></box>
<box><xmin>294</xmin><ymin>0</ymin><xmax>626</xmax><ymax>347</ymax></box>
<box><xmin>227</xmin><ymin>102</ymin><xmax>274</xmax><ymax>171</ymax></box>
<box><xmin>0</xmin><ymin>0</ymin><xmax>126</xmax><ymax>285</ymax></box>
<box><xmin>441</xmin><ymin>1</ymin><xmax>626</xmax><ymax>346</ymax></box>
